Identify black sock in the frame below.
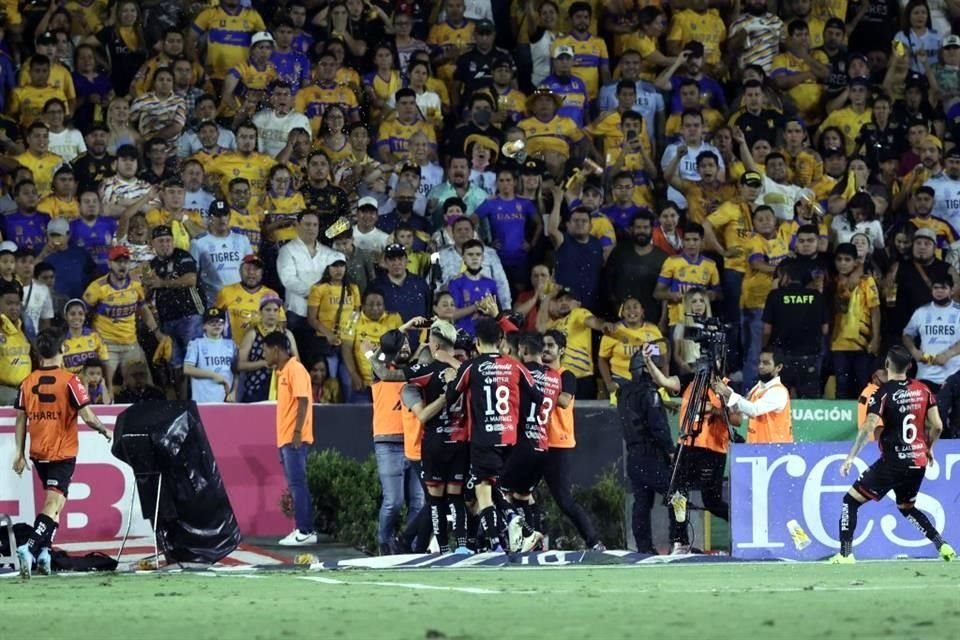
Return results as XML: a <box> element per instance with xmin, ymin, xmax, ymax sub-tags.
<box><xmin>26</xmin><ymin>514</ymin><xmax>56</xmax><ymax>554</ymax></box>
<box><xmin>900</xmin><ymin>507</ymin><xmax>946</xmax><ymax>549</ymax></box>
<box><xmin>428</xmin><ymin>494</ymin><xmax>449</xmax><ymax>553</ymax></box>
<box><xmin>524</xmin><ymin>502</ymin><xmax>545</xmax><ymax>533</ymax></box>
<box><xmin>479</xmin><ymin>506</ymin><xmax>501</xmax><ymax>548</ymax></box>
<box><xmin>839</xmin><ymin>494</ymin><xmax>861</xmax><ymax>556</ymax></box>
<box><xmin>492</xmin><ymin>489</ymin><xmax>518</xmax><ymax>522</ymax></box>
<box><xmin>449</xmin><ymin>495</ymin><xmax>468</xmax><ymax>549</ymax></box>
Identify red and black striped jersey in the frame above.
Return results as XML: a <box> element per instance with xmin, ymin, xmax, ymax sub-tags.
<box><xmin>405</xmin><ymin>361</ymin><xmax>467</xmax><ymax>444</ymax></box>
<box><xmin>522</xmin><ymin>363</ymin><xmax>563</xmax><ymax>451</ymax></box>
<box><xmin>447</xmin><ymin>353</ymin><xmax>543</xmax><ymax>447</ymax></box>
<box><xmin>867</xmin><ymin>378</ymin><xmax>936</xmax><ymax>468</ymax></box>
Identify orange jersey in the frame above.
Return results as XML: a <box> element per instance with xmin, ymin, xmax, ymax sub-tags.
<box><xmin>546</xmin><ymin>368</ymin><xmax>578</xmax><ymax>448</ymax></box>
<box><xmin>16</xmin><ymin>367</ymin><xmax>90</xmax><ymax>461</ymax></box>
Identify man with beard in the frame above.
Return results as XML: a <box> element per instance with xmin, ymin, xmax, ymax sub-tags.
<box><xmin>728</xmin><ymin>0</ymin><xmax>784</xmax><ymax>73</ymax></box>
<box><xmin>190</xmin><ymin>200</ymin><xmax>253</xmax><ymax>304</ymax></box>
<box><xmin>903</xmin><ymin>273</ymin><xmax>960</xmax><ymax>393</ymax></box>
<box><xmin>72</xmin><ymin>123</ymin><xmax>115</xmax><ymax>194</ymax></box>
<box><xmin>427</xmin><ymin>155</ymin><xmax>489</xmax><ymax>221</ymax></box>
<box><xmin>300</xmin><ymin>151</ymin><xmax>349</xmax><ymax>236</ymax></box>
<box><xmin>924</xmin><ymin>147</ymin><xmax>960</xmax><ymax>232</ymax></box>
<box><xmin>896</xmin><ymin>135</ymin><xmax>946</xmax><ymax>222</ymax></box>
<box><xmin>215</xmin><ymin>254</ymin><xmax>285</xmax><ymax>346</ymax></box>
<box><xmin>82</xmin><ymin>246</ymin><xmax>165</xmax><ymax>383</ymax></box>
<box><xmin>604</xmin><ymin>210</ymin><xmax>668</xmax><ymax>324</ymax></box>
<box><xmin>893</xmin><ymin>229</ymin><xmax>960</xmax><ymax>339</ymax></box>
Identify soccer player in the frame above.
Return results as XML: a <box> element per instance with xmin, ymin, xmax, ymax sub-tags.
<box><xmin>832</xmin><ymin>345</ymin><xmax>956</xmax><ymax>563</ymax></box>
<box><xmin>445</xmin><ymin>317</ymin><xmax>543</xmax><ymax>551</ymax></box>
<box><xmin>402</xmin><ymin>320</ymin><xmax>470</xmax><ymax>553</ymax></box>
<box><xmin>12</xmin><ymin>328</ymin><xmax>111</xmax><ymax>578</ymax></box>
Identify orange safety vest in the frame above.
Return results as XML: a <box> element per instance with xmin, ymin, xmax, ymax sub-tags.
<box><xmin>547</xmin><ymin>367</ymin><xmax>576</xmax><ymax>448</ymax></box>
<box><xmin>372</xmin><ymin>380</ymin><xmax>405</xmax><ymax>439</ymax></box>
<box><xmin>678</xmin><ymin>382</ymin><xmax>729</xmax><ymax>454</ymax></box>
<box><xmin>746</xmin><ymin>381</ymin><xmax>794</xmax><ymax>443</ymax></box>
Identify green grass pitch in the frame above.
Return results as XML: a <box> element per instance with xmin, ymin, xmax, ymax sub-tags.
<box><xmin>3</xmin><ymin>561</ymin><xmax>959</xmax><ymax>639</ymax></box>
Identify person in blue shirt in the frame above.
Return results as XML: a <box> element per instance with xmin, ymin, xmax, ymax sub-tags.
<box><xmin>3</xmin><ymin>180</ymin><xmax>51</xmax><ymax>254</ymax></box>
<box><xmin>70</xmin><ymin>190</ymin><xmax>117</xmax><ymax>274</ymax></box>
<box><xmin>190</xmin><ymin>199</ymin><xmax>253</xmax><ymax>305</ymax></box>
<box><xmin>601</xmin><ymin>171</ymin><xmax>646</xmax><ymax>232</ymax></box>
<box><xmin>447</xmin><ymin>239</ymin><xmax>502</xmax><ymax>335</ymax></box>
<box><xmin>475</xmin><ymin>167</ymin><xmax>540</xmax><ymax>290</ymax></box>
<box><xmin>543</xmin><ymin>45</ymin><xmax>590</xmax><ymax>127</ymax></box>
<box><xmin>184</xmin><ymin>306</ymin><xmax>238</xmax><ymax>403</ymax></box>
<box><xmin>546</xmin><ymin>194</ymin><xmax>605</xmax><ymax>313</ymax></box>
<box><xmin>271</xmin><ymin>19</ymin><xmax>311</xmax><ymax>94</ymax></box>
<box><xmin>35</xmin><ymin>217</ymin><xmax>96</xmax><ymax>301</ymax></box>
<box><xmin>375</xmin><ymin>243</ymin><xmax>432</xmax><ymax>322</ymax></box>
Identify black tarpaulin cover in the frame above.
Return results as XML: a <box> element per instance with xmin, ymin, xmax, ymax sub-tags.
<box><xmin>112</xmin><ymin>400</ymin><xmax>241</xmax><ymax>564</ymax></box>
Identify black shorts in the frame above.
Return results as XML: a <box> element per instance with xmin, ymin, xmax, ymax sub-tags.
<box><xmin>421</xmin><ymin>440</ymin><xmax>468</xmax><ymax>486</ymax></box>
<box><xmin>32</xmin><ymin>458</ymin><xmax>76</xmax><ymax>497</ymax></box>
<box><xmin>470</xmin><ymin>442</ymin><xmax>510</xmax><ymax>482</ymax></box>
<box><xmin>499</xmin><ymin>442</ymin><xmax>547</xmax><ymax>494</ymax></box>
<box><xmin>854</xmin><ymin>460</ymin><xmax>926</xmax><ymax>505</ymax></box>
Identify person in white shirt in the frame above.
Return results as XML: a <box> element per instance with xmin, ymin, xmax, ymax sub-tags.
<box><xmin>99</xmin><ymin>145</ymin><xmax>154</xmax><ymax>215</ymax></box>
<box><xmin>902</xmin><ymin>274</ymin><xmax>960</xmax><ymax>390</ymax></box>
<box><xmin>44</xmin><ymin>99</ymin><xmax>87</xmax><ymax>162</ymax></box>
<box><xmin>177</xmin><ymin>96</ymin><xmax>237</xmax><ymax>157</ymax></box>
<box><xmin>277</xmin><ymin>210</ymin><xmax>346</xmax><ymax>332</ymax></box>
<box><xmin>14</xmin><ymin>249</ymin><xmax>54</xmax><ymax>340</ymax></box>
<box><xmin>713</xmin><ymin>350</ymin><xmax>793</xmax><ymax>443</ymax></box>
<box><xmin>660</xmin><ymin>111</ymin><xmax>725</xmax><ymax>209</ymax></box>
<box><xmin>182</xmin><ymin>159</ymin><xmax>215</xmax><ymax>220</ymax></box>
<box><xmin>924</xmin><ymin>147</ymin><xmax>960</xmax><ymax>233</ymax></box>
<box><xmin>353</xmin><ymin>196</ymin><xmax>390</xmax><ymax>254</ymax></box>
<box><xmin>190</xmin><ymin>200</ymin><xmax>253</xmax><ymax>304</ymax></box>
<box><xmin>253</xmin><ymin>82</ymin><xmax>312</xmax><ymax>158</ymax></box>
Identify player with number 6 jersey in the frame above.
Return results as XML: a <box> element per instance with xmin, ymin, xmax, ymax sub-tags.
<box><xmin>831</xmin><ymin>345</ymin><xmax>956</xmax><ymax>564</ymax></box>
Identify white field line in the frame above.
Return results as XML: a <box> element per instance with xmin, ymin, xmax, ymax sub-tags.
<box><xmin>299</xmin><ymin>575</ymin><xmax>507</xmax><ymax>594</ymax></box>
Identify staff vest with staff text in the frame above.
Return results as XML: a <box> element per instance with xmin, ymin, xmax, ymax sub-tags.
<box><xmin>746</xmin><ymin>381</ymin><xmax>793</xmax><ymax>443</ymax></box>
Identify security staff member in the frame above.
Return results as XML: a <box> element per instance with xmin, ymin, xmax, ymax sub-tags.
<box><xmin>618</xmin><ymin>349</ymin><xmax>686</xmax><ymax>555</ymax></box>
<box><xmin>713</xmin><ymin>349</ymin><xmax>794</xmax><ymax>443</ymax></box>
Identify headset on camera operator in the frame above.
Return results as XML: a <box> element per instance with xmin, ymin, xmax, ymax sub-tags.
<box><xmin>618</xmin><ymin>348</ymin><xmax>689</xmax><ymax>555</ymax></box>
<box><xmin>712</xmin><ymin>349</ymin><xmax>794</xmax><ymax>443</ymax></box>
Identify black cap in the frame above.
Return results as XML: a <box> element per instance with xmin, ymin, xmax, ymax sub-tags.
<box><xmin>379</xmin><ymin>329</ymin><xmax>407</xmax><ymax>359</ymax></box>
<box><xmin>915</xmin><ymin>185</ymin><xmax>936</xmax><ymax>197</ymax></box>
<box><xmin>36</xmin><ymin>31</ymin><xmax>56</xmax><ymax>45</ymax></box>
<box><xmin>582</xmin><ymin>176</ymin><xmax>603</xmax><ymax>193</ymax></box>
<box><xmin>683</xmin><ymin>41</ymin><xmax>705</xmax><ymax>58</ymax></box>
<box><xmin>152</xmin><ymin>225</ymin><xmax>173</xmax><ymax>240</ymax></box>
<box><xmin>822</xmin><ymin>145</ymin><xmax>845</xmax><ymax>158</ymax></box>
<box><xmin>116</xmin><ymin>144</ymin><xmax>139</xmax><ymax>160</ymax></box>
<box><xmin>946</xmin><ymin>146</ymin><xmax>960</xmax><ymax>160</ymax></box>
<box><xmin>209</xmin><ymin>199</ymin><xmax>230</xmax><ymax>217</ymax></box>
<box><xmin>203</xmin><ymin>307</ymin><xmax>225</xmax><ymax>323</ymax></box>
<box><xmin>399</xmin><ymin>162</ymin><xmax>421</xmax><ymax>177</ymax></box>
<box><xmin>475</xmin><ymin>19</ymin><xmax>495</xmax><ymax>33</ymax></box>
<box><xmin>906</xmin><ymin>72</ymin><xmax>928</xmax><ymax>89</ymax></box>
<box><xmin>740</xmin><ymin>171</ymin><xmax>763</xmax><ymax>187</ymax></box>
<box><xmin>848</xmin><ymin>52</ymin><xmax>868</xmax><ymax>65</ymax></box>
<box><xmin>824</xmin><ymin>17</ymin><xmax>846</xmax><ymax>31</ymax></box>
<box><xmin>521</xmin><ymin>158</ymin><xmax>544</xmax><ymax>175</ymax></box>
<box><xmin>84</xmin><ymin>121</ymin><xmax>109</xmax><ymax>135</ymax></box>
<box><xmin>879</xmin><ymin>146</ymin><xmax>900</xmax><ymax>163</ymax></box>
<box><xmin>383</xmin><ymin>243</ymin><xmax>407</xmax><ymax>258</ymax></box>
<box><xmin>493</xmin><ymin>56</ymin><xmax>515</xmax><ymax>70</ymax></box>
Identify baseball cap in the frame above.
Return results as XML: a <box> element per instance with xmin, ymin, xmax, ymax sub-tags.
<box><xmin>108</xmin><ymin>245</ymin><xmax>131</xmax><ymax>261</ymax></box>
<box><xmin>740</xmin><ymin>171</ymin><xmax>763</xmax><ymax>187</ymax></box>
<box><xmin>36</xmin><ymin>31</ymin><xmax>56</xmax><ymax>45</ymax></box>
<box><xmin>357</xmin><ymin>196</ymin><xmax>379</xmax><ymax>210</ymax></box>
<box><xmin>151</xmin><ymin>225</ymin><xmax>173</xmax><ymax>240</ymax></box>
<box><xmin>553</xmin><ymin>45</ymin><xmax>575</xmax><ymax>58</ymax></box>
<box><xmin>116</xmin><ymin>144</ymin><xmax>139</xmax><ymax>160</ymax></box>
<box><xmin>379</xmin><ymin>329</ymin><xmax>407</xmax><ymax>360</ymax></box>
<box><xmin>330</xmin><ymin>257</ymin><xmax>347</xmax><ymax>267</ymax></box>
<box><xmin>251</xmin><ymin>31</ymin><xmax>276</xmax><ymax>47</ymax></box>
<box><xmin>399</xmin><ymin>162</ymin><xmax>421</xmax><ymax>177</ymax></box>
<box><xmin>383</xmin><ymin>243</ymin><xmax>407</xmax><ymax>258</ymax></box>
<box><xmin>203</xmin><ymin>307</ymin><xmax>225</xmax><ymax>323</ymax></box>
<box><xmin>47</xmin><ymin>218</ymin><xmax>70</xmax><ymax>236</ymax></box>
<box><xmin>913</xmin><ymin>227</ymin><xmax>938</xmax><ymax>242</ymax></box>
<box><xmin>944</xmin><ymin>35</ymin><xmax>960</xmax><ymax>48</ymax></box>
<box><xmin>84</xmin><ymin>121</ymin><xmax>109</xmax><ymax>135</ymax></box>
<box><xmin>242</xmin><ymin>254</ymin><xmax>264</xmax><ymax>267</ymax></box>
<box><xmin>946</xmin><ymin>146</ymin><xmax>960</xmax><ymax>160</ymax></box>
<box><xmin>259</xmin><ymin>294</ymin><xmax>283</xmax><ymax>310</ymax></box>
<box><xmin>0</xmin><ymin>240</ymin><xmax>17</xmax><ymax>254</ymax></box>
<box><xmin>521</xmin><ymin>158</ymin><xmax>544</xmax><ymax>175</ymax></box>
<box><xmin>582</xmin><ymin>176</ymin><xmax>604</xmax><ymax>193</ymax></box>
<box><xmin>824</xmin><ymin>17</ymin><xmax>846</xmax><ymax>31</ymax></box>
<box><xmin>822</xmin><ymin>145</ymin><xmax>846</xmax><ymax>158</ymax></box>
<box><xmin>683</xmin><ymin>41</ymin><xmax>705</xmax><ymax>58</ymax></box>
<box><xmin>906</xmin><ymin>72</ymin><xmax>928</xmax><ymax>89</ymax></box>
<box><xmin>475</xmin><ymin>19</ymin><xmax>495</xmax><ymax>33</ymax></box>
<box><xmin>915</xmin><ymin>185</ymin><xmax>936</xmax><ymax>197</ymax></box>
<box><xmin>209</xmin><ymin>199</ymin><xmax>230</xmax><ymax>217</ymax></box>
<box><xmin>493</xmin><ymin>56</ymin><xmax>515</xmax><ymax>70</ymax></box>
<box><xmin>430</xmin><ymin>319</ymin><xmax>457</xmax><ymax>345</ymax></box>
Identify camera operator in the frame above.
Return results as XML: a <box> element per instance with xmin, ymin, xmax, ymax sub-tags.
<box><xmin>712</xmin><ymin>349</ymin><xmax>794</xmax><ymax>443</ymax></box>
<box><xmin>618</xmin><ymin>349</ymin><xmax>687</xmax><ymax>555</ymax></box>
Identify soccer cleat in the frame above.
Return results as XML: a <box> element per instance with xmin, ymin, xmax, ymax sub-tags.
<box><xmin>36</xmin><ymin>548</ymin><xmax>52</xmax><ymax>576</ymax></box>
<box><xmin>452</xmin><ymin>546</ymin><xmax>474</xmax><ymax>555</ymax></box>
<box><xmin>940</xmin><ymin>543</ymin><xmax>956</xmax><ymax>562</ymax></box>
<box><xmin>827</xmin><ymin>553</ymin><xmax>856</xmax><ymax>564</ymax></box>
<box><xmin>670</xmin><ymin>493</ymin><xmax>688</xmax><ymax>523</ymax></box>
<box><xmin>277</xmin><ymin>530</ymin><xmax>318</xmax><ymax>546</ymax></box>
<box><xmin>519</xmin><ymin>531</ymin><xmax>543</xmax><ymax>553</ymax></box>
<box><xmin>507</xmin><ymin>515</ymin><xmax>524</xmax><ymax>552</ymax></box>
<box><xmin>16</xmin><ymin>545</ymin><xmax>33</xmax><ymax>580</ymax></box>
<box><xmin>670</xmin><ymin>543</ymin><xmax>691</xmax><ymax>556</ymax></box>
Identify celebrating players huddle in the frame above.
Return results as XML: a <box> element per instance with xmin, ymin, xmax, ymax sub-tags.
<box><xmin>370</xmin><ymin>317</ymin><xmax>600</xmax><ymax>554</ymax></box>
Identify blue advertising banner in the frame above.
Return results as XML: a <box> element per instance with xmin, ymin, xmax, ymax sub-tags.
<box><xmin>730</xmin><ymin>441</ymin><xmax>960</xmax><ymax>560</ymax></box>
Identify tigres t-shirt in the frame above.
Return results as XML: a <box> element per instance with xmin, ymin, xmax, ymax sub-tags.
<box><xmin>547</xmin><ymin>307</ymin><xmax>595</xmax><ymax>379</ymax></box>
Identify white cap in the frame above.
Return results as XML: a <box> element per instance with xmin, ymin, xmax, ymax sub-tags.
<box><xmin>357</xmin><ymin>196</ymin><xmax>379</xmax><ymax>210</ymax></box>
<box><xmin>251</xmin><ymin>31</ymin><xmax>275</xmax><ymax>47</ymax></box>
<box><xmin>944</xmin><ymin>34</ymin><xmax>960</xmax><ymax>48</ymax></box>
<box><xmin>553</xmin><ymin>45</ymin><xmax>574</xmax><ymax>58</ymax></box>
<box><xmin>0</xmin><ymin>240</ymin><xmax>17</xmax><ymax>253</ymax></box>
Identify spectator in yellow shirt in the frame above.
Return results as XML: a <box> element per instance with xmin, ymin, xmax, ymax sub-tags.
<box><xmin>0</xmin><ymin>281</ymin><xmax>30</xmax><ymax>405</ymax></box>
<box><xmin>14</xmin><ymin>122</ymin><xmax>65</xmax><ymax>198</ymax></box>
<box><xmin>37</xmin><ymin>166</ymin><xmax>79</xmax><ymax>219</ymax></box>
<box><xmin>831</xmin><ymin>242</ymin><xmax>881</xmax><ymax>399</ymax></box>
<box><xmin>598</xmin><ymin>296</ymin><xmax>667</xmax><ymax>394</ymax></box>
<box><xmin>8</xmin><ymin>56</ymin><xmax>69</xmax><ymax>128</ymax></box>
<box><xmin>340</xmin><ymin>288</ymin><xmax>403</xmax><ymax>402</ymax></box>
<box><xmin>771</xmin><ymin>21</ymin><xmax>831</xmax><ymax>125</ymax></box>
<box><xmin>816</xmin><ymin>77</ymin><xmax>872</xmax><ymax>155</ymax></box>
<box><xmin>666</xmin><ymin>0</ymin><xmax>727</xmax><ymax>75</ymax></box>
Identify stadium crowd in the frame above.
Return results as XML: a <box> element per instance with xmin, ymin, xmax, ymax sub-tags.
<box><xmin>0</xmin><ymin>0</ymin><xmax>959</xmax><ymax>413</ymax></box>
